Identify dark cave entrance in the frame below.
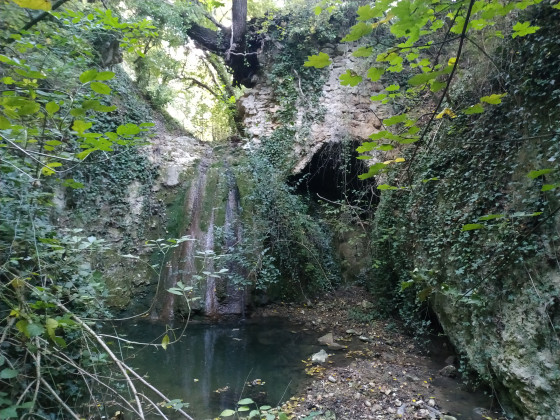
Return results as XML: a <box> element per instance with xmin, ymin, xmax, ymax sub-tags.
<box><xmin>290</xmin><ymin>140</ymin><xmax>377</xmax><ymax>209</ymax></box>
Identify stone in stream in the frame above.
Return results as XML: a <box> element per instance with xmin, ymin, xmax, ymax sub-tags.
<box><xmin>327</xmin><ymin>342</ymin><xmax>346</xmax><ymax>351</ymax></box>
<box><xmin>318</xmin><ymin>332</ymin><xmax>334</xmax><ymax>345</ymax></box>
<box><xmin>311</xmin><ymin>349</ymin><xmax>329</xmax><ymax>364</ymax></box>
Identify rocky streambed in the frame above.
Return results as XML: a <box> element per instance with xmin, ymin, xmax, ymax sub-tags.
<box><xmin>254</xmin><ymin>287</ymin><xmax>505</xmax><ymax>420</ymax></box>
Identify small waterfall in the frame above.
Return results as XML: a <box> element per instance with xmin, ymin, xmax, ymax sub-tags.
<box><xmin>218</xmin><ymin>168</ymin><xmax>246</xmax><ymax>315</ymax></box>
<box><xmin>204</xmin><ymin>209</ymin><xmax>219</xmax><ymax>316</ymax></box>
<box><xmin>153</xmin><ymin>153</ymin><xmax>211</xmax><ymax>320</ymax></box>
<box><xmin>153</xmin><ymin>153</ymin><xmax>248</xmax><ymax>320</ymax></box>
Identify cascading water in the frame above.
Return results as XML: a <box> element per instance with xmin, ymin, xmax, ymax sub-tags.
<box><xmin>152</xmin><ymin>153</ymin><xmax>247</xmax><ymax>320</ymax></box>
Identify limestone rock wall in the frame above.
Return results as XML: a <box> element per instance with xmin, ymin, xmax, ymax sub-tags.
<box><xmin>238</xmin><ymin>42</ymin><xmax>391</xmax><ymax>173</ymax></box>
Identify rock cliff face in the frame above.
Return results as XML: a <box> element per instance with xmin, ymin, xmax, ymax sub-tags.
<box><xmin>238</xmin><ymin>42</ymin><xmax>390</xmax><ymax>173</ymax></box>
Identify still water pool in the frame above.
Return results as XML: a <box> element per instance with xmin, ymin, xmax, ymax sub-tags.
<box><xmin>116</xmin><ymin>318</ymin><xmax>318</xmax><ymax>419</ymax></box>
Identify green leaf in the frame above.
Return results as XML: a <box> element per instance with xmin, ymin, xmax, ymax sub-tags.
<box><xmin>11</xmin><ymin>0</ymin><xmax>51</xmax><ymax>10</ymax></box>
<box><xmin>117</xmin><ymin>123</ymin><xmax>141</xmax><ymax>136</ymax></box>
<box><xmin>162</xmin><ymin>334</ymin><xmax>170</xmax><ymax>350</ymax></box>
<box><xmin>90</xmin><ymin>82</ymin><xmax>111</xmax><ymax>95</ymax></box>
<box><xmin>76</xmin><ymin>148</ymin><xmax>96</xmax><ymax>160</ymax></box>
<box><xmin>41</xmin><ymin>162</ymin><xmax>62</xmax><ymax>176</ymax></box>
<box><xmin>79</xmin><ymin>69</ymin><xmax>97</xmax><ymax>84</ymax></box>
<box><xmin>463</xmin><ymin>103</ymin><xmax>484</xmax><ymax>114</ymax></box>
<box><xmin>18</xmin><ymin>102</ymin><xmax>40</xmax><ymax>115</ymax></box>
<box><xmin>356</xmin><ymin>4</ymin><xmax>381</xmax><ymax>21</ymax></box>
<box><xmin>377</xmin><ymin>144</ymin><xmax>394</xmax><ymax>151</ymax></box>
<box><xmin>383</xmin><ymin>114</ymin><xmax>407</xmax><ymax>126</ymax></box>
<box><xmin>53</xmin><ymin>336</ymin><xmax>67</xmax><ymax>348</ymax></box>
<box><xmin>341</xmin><ymin>22</ymin><xmax>372</xmax><ymax>42</ymax></box>
<box><xmin>512</xmin><ymin>21</ymin><xmax>540</xmax><ymax>38</ymax></box>
<box><xmin>478</xmin><ymin>214</ymin><xmax>504</xmax><ymax>221</ymax></box>
<box><xmin>370</xmin><ymin>93</ymin><xmax>386</xmax><ymax>101</ymax></box>
<box><xmin>358</xmin><ymin>162</ymin><xmax>387</xmax><ymax>180</ymax></box>
<box><xmin>220</xmin><ymin>409</ymin><xmax>236</xmax><ymax>417</ymax></box>
<box><xmin>238</xmin><ymin>406</ymin><xmax>250</xmax><ymax>412</ymax></box>
<box><xmin>45</xmin><ymin>101</ymin><xmax>60</xmax><ymax>114</ymax></box>
<box><xmin>377</xmin><ymin>184</ymin><xmax>398</xmax><ymax>190</ymax></box>
<box><xmin>408</xmin><ymin>71</ymin><xmax>441</xmax><ymax>86</ymax></box>
<box><xmin>95</xmin><ymin>71</ymin><xmax>115</xmax><ymax>81</ymax></box>
<box><xmin>304</xmin><ymin>52</ymin><xmax>332</xmax><ymax>69</ymax></box>
<box><xmin>339</xmin><ymin>70</ymin><xmax>362</xmax><ymax>87</ymax></box>
<box><xmin>0</xmin><ymin>368</ymin><xmax>18</xmax><ymax>379</ymax></box>
<box><xmin>0</xmin><ymin>116</ymin><xmax>12</xmax><ymax>129</ymax></box>
<box><xmin>366</xmin><ymin>67</ymin><xmax>384</xmax><ymax>81</ymax></box>
<box><xmin>26</xmin><ymin>323</ymin><xmax>45</xmax><ymax>337</ymax></box>
<box><xmin>238</xmin><ymin>398</ymin><xmax>255</xmax><ymax>405</ymax></box>
<box><xmin>72</xmin><ymin>120</ymin><xmax>92</xmax><ymax>135</ymax></box>
<box><xmin>480</xmin><ymin>93</ymin><xmax>507</xmax><ymax>105</ymax></box>
<box><xmin>461</xmin><ymin>223</ymin><xmax>484</xmax><ymax>231</ymax></box>
<box><xmin>527</xmin><ymin>169</ymin><xmax>553</xmax><ymax>179</ymax></box>
<box><xmin>45</xmin><ymin>318</ymin><xmax>58</xmax><ymax>340</ymax></box>
<box><xmin>314</xmin><ymin>6</ymin><xmax>322</xmax><ymax>15</ymax></box>
<box><xmin>352</xmin><ymin>47</ymin><xmax>373</xmax><ymax>57</ymax></box>
<box><xmin>63</xmin><ymin>178</ymin><xmax>85</xmax><ymax>189</ymax></box>
<box><xmin>385</xmin><ymin>84</ymin><xmax>400</xmax><ymax>92</ymax></box>
<box><xmin>542</xmin><ymin>183</ymin><xmax>560</xmax><ymax>192</ymax></box>
<box><xmin>401</xmin><ymin>280</ymin><xmax>414</xmax><ymax>291</ymax></box>
<box><xmin>0</xmin><ymin>405</ymin><xmax>19</xmax><ymax>419</ymax></box>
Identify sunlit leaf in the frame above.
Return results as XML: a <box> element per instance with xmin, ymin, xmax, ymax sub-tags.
<box><xmin>512</xmin><ymin>21</ymin><xmax>540</xmax><ymax>38</ymax></box>
<box><xmin>463</xmin><ymin>103</ymin><xmax>484</xmax><ymax>114</ymax></box>
<box><xmin>461</xmin><ymin>223</ymin><xmax>484</xmax><ymax>231</ymax></box>
<box><xmin>527</xmin><ymin>169</ymin><xmax>553</xmax><ymax>179</ymax></box>
<box><xmin>79</xmin><ymin>69</ymin><xmax>97</xmax><ymax>84</ymax></box>
<box><xmin>339</xmin><ymin>70</ymin><xmax>362</xmax><ymax>87</ymax></box>
<box><xmin>542</xmin><ymin>183</ymin><xmax>560</xmax><ymax>191</ymax></box>
<box><xmin>95</xmin><ymin>71</ymin><xmax>115</xmax><ymax>81</ymax></box>
<box><xmin>72</xmin><ymin>120</ymin><xmax>92</xmax><ymax>135</ymax></box>
<box><xmin>220</xmin><ymin>409</ymin><xmax>236</xmax><ymax>417</ymax></box>
<box><xmin>45</xmin><ymin>318</ymin><xmax>58</xmax><ymax>340</ymax></box>
<box><xmin>117</xmin><ymin>123</ymin><xmax>140</xmax><ymax>136</ymax></box>
<box><xmin>11</xmin><ymin>0</ymin><xmax>51</xmax><ymax>11</ymax></box>
<box><xmin>383</xmin><ymin>114</ymin><xmax>407</xmax><ymax>126</ymax></box>
<box><xmin>480</xmin><ymin>93</ymin><xmax>507</xmax><ymax>105</ymax></box>
<box><xmin>90</xmin><ymin>82</ymin><xmax>111</xmax><ymax>95</ymax></box>
<box><xmin>478</xmin><ymin>214</ymin><xmax>504</xmax><ymax>221</ymax></box>
<box><xmin>341</xmin><ymin>22</ymin><xmax>372</xmax><ymax>42</ymax></box>
<box><xmin>352</xmin><ymin>47</ymin><xmax>373</xmax><ymax>58</ymax></box>
<box><xmin>161</xmin><ymin>334</ymin><xmax>169</xmax><ymax>350</ymax></box>
<box><xmin>45</xmin><ymin>101</ymin><xmax>60</xmax><ymax>114</ymax></box>
<box><xmin>304</xmin><ymin>52</ymin><xmax>331</xmax><ymax>69</ymax></box>
<box><xmin>435</xmin><ymin>108</ymin><xmax>457</xmax><ymax>119</ymax></box>
<box><xmin>366</xmin><ymin>67</ymin><xmax>384</xmax><ymax>82</ymax></box>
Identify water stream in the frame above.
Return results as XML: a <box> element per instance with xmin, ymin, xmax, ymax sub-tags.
<box><xmin>111</xmin><ymin>317</ymin><xmax>497</xmax><ymax>420</ymax></box>
<box><xmin>117</xmin><ymin>318</ymin><xmax>318</xmax><ymax>419</ymax></box>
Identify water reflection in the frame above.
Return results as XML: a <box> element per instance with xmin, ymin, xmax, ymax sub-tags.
<box><xmin>116</xmin><ymin>318</ymin><xmax>317</xmax><ymax>419</ymax></box>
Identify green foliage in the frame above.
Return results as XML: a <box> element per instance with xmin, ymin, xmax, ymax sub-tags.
<box><xmin>324</xmin><ymin>0</ymin><xmax>548</xmax><ymax>165</ymax></box>
<box><xmin>365</xmin><ymin>5</ymin><xmax>560</xmax><ymax>389</ymax></box>
<box><xmin>0</xmin><ymin>2</ymin><xmax>174</xmax><ymax>418</ymax></box>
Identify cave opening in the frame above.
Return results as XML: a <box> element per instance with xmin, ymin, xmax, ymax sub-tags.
<box><xmin>290</xmin><ymin>140</ymin><xmax>378</xmax><ymax>210</ymax></box>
